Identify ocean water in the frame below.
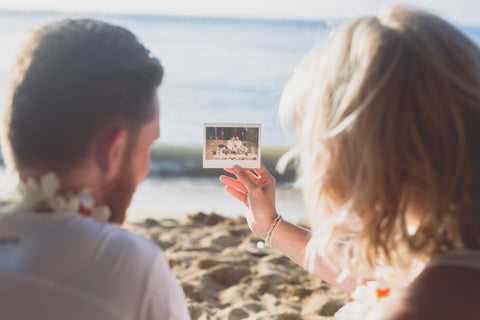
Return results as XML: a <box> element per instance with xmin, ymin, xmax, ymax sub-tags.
<box><xmin>0</xmin><ymin>11</ymin><xmax>328</xmax><ymax>147</ymax></box>
<box><xmin>1</xmin><ymin>11</ymin><xmax>480</xmax><ymax>221</ymax></box>
<box><xmin>1</xmin><ymin>11</ymin><xmax>480</xmax><ymax>150</ymax></box>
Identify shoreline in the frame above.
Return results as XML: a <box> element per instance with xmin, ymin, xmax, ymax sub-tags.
<box><xmin>126</xmin><ymin>176</ymin><xmax>308</xmax><ymax>223</ymax></box>
<box><xmin>126</xmin><ymin>212</ymin><xmax>350</xmax><ymax>319</ymax></box>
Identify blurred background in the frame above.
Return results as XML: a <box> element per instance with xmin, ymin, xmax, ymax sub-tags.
<box><xmin>0</xmin><ymin>0</ymin><xmax>479</xmax><ymax>221</ymax></box>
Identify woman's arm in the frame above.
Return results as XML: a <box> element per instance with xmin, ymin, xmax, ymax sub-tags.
<box><xmin>220</xmin><ymin>164</ymin><xmax>357</xmax><ymax>294</ymax></box>
<box><xmin>270</xmin><ymin>219</ymin><xmax>357</xmax><ymax>293</ymax></box>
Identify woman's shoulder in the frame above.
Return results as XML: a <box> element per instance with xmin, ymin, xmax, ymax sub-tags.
<box><xmin>382</xmin><ymin>251</ymin><xmax>480</xmax><ymax>320</ymax></box>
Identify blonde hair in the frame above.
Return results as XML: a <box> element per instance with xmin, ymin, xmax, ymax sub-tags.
<box><xmin>279</xmin><ymin>6</ymin><xmax>480</xmax><ymax>278</ymax></box>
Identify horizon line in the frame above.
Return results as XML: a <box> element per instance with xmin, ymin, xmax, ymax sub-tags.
<box><xmin>1</xmin><ymin>8</ymin><xmax>478</xmax><ymax>28</ymax></box>
<box><xmin>0</xmin><ymin>8</ymin><xmax>340</xmax><ymax>24</ymax></box>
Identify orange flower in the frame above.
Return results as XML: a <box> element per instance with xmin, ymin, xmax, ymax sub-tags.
<box><xmin>376</xmin><ymin>287</ymin><xmax>390</xmax><ymax>298</ymax></box>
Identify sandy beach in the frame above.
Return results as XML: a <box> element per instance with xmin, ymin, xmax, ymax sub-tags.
<box><xmin>127</xmin><ymin>212</ymin><xmax>350</xmax><ymax>320</ymax></box>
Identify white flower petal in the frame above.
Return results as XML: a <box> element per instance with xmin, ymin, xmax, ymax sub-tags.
<box><xmin>0</xmin><ymin>171</ymin><xmax>21</xmax><ymax>199</ymax></box>
<box><xmin>91</xmin><ymin>206</ymin><xmax>111</xmax><ymax>222</ymax></box>
<box><xmin>26</xmin><ymin>177</ymin><xmax>39</xmax><ymax>191</ymax></box>
<box><xmin>334</xmin><ymin>301</ymin><xmax>370</xmax><ymax>320</ymax></box>
<box><xmin>64</xmin><ymin>197</ymin><xmax>79</xmax><ymax>212</ymax></box>
<box><xmin>55</xmin><ymin>196</ymin><xmax>67</xmax><ymax>211</ymax></box>
<box><xmin>40</xmin><ymin>172</ymin><xmax>60</xmax><ymax>197</ymax></box>
<box><xmin>76</xmin><ymin>191</ymin><xmax>95</xmax><ymax>209</ymax></box>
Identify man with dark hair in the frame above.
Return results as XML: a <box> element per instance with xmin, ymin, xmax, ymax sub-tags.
<box><xmin>0</xmin><ymin>20</ymin><xmax>190</xmax><ymax>319</ymax></box>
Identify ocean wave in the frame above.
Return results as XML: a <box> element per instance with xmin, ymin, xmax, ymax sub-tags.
<box><xmin>149</xmin><ymin>143</ymin><xmax>296</xmax><ymax>182</ymax></box>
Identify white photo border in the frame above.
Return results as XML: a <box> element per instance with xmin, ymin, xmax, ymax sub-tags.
<box><xmin>203</xmin><ymin>123</ymin><xmax>261</xmax><ymax>168</ymax></box>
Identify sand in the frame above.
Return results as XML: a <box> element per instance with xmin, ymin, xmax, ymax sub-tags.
<box><xmin>127</xmin><ymin>212</ymin><xmax>350</xmax><ymax>320</ymax></box>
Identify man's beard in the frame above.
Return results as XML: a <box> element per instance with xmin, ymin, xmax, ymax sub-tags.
<box><xmin>103</xmin><ymin>155</ymin><xmax>137</xmax><ymax>225</ymax></box>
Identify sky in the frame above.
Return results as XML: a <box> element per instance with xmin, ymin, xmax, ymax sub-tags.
<box><xmin>0</xmin><ymin>0</ymin><xmax>479</xmax><ymax>25</ymax></box>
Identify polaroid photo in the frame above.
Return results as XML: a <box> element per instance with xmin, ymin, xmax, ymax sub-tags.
<box><xmin>203</xmin><ymin>123</ymin><xmax>261</xmax><ymax>168</ymax></box>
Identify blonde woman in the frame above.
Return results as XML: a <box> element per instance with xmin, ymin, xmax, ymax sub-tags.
<box><xmin>221</xmin><ymin>6</ymin><xmax>480</xmax><ymax>319</ymax></box>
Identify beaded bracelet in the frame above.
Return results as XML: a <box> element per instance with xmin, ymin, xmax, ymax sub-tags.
<box><xmin>264</xmin><ymin>215</ymin><xmax>283</xmax><ymax>247</ymax></box>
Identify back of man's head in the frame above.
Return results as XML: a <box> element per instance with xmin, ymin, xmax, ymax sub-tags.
<box><xmin>1</xmin><ymin>19</ymin><xmax>163</xmax><ymax>173</ymax></box>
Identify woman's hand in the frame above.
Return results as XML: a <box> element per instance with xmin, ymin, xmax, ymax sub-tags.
<box><xmin>221</xmin><ymin>164</ymin><xmax>358</xmax><ymax>294</ymax></box>
<box><xmin>220</xmin><ymin>163</ymin><xmax>278</xmax><ymax>239</ymax></box>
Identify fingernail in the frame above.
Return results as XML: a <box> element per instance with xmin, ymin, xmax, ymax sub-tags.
<box><xmin>233</xmin><ymin>166</ymin><xmax>241</xmax><ymax>174</ymax></box>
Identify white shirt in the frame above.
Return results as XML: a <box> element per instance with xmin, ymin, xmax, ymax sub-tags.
<box><xmin>234</xmin><ymin>140</ymin><xmax>242</xmax><ymax>149</ymax></box>
<box><xmin>0</xmin><ymin>211</ymin><xmax>191</xmax><ymax>320</ymax></box>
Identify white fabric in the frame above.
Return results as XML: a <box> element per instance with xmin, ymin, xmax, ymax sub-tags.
<box><xmin>234</xmin><ymin>140</ymin><xmax>243</xmax><ymax>149</ymax></box>
<box><xmin>227</xmin><ymin>140</ymin><xmax>234</xmax><ymax>150</ymax></box>
<box><xmin>0</xmin><ymin>211</ymin><xmax>191</xmax><ymax>320</ymax></box>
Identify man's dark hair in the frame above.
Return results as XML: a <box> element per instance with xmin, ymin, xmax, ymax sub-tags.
<box><xmin>2</xmin><ymin>19</ymin><xmax>163</xmax><ymax>172</ymax></box>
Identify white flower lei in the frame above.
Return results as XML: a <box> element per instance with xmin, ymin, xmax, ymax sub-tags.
<box><xmin>0</xmin><ymin>171</ymin><xmax>111</xmax><ymax>222</ymax></box>
<box><xmin>334</xmin><ymin>281</ymin><xmax>394</xmax><ymax>320</ymax></box>
<box><xmin>334</xmin><ymin>260</ymin><xmax>425</xmax><ymax>320</ymax></box>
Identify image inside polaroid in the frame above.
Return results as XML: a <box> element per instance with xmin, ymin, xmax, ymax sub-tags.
<box><xmin>203</xmin><ymin>124</ymin><xmax>261</xmax><ymax>168</ymax></box>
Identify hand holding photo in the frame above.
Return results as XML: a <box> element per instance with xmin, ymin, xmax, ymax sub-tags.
<box><xmin>203</xmin><ymin>123</ymin><xmax>261</xmax><ymax>168</ymax></box>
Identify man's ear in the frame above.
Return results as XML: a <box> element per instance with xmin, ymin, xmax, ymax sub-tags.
<box><xmin>93</xmin><ymin>126</ymin><xmax>128</xmax><ymax>179</ymax></box>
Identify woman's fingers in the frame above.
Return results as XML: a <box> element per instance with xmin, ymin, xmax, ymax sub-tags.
<box><xmin>254</xmin><ymin>162</ymin><xmax>269</xmax><ymax>176</ymax></box>
<box><xmin>224</xmin><ymin>167</ymin><xmax>260</xmax><ymax>183</ymax></box>
<box><xmin>254</xmin><ymin>163</ymin><xmax>274</xmax><ymax>180</ymax></box>
<box><xmin>219</xmin><ymin>175</ymin><xmax>247</xmax><ymax>193</ymax></box>
<box><xmin>224</xmin><ymin>168</ymin><xmax>237</xmax><ymax>175</ymax></box>
<box><xmin>246</xmin><ymin>170</ymin><xmax>260</xmax><ymax>182</ymax></box>
<box><xmin>225</xmin><ymin>186</ymin><xmax>248</xmax><ymax>206</ymax></box>
<box><xmin>232</xmin><ymin>166</ymin><xmax>258</xmax><ymax>190</ymax></box>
